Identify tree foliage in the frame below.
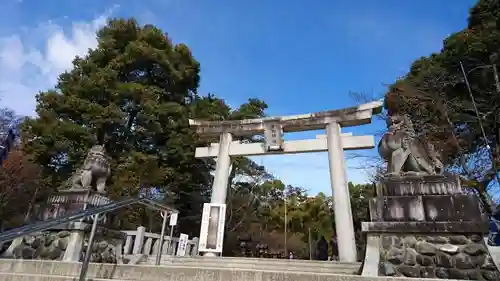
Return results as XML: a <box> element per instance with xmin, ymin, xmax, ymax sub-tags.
<box><xmin>0</xmin><ymin>105</ymin><xmax>40</xmax><ymax>230</ymax></box>
<box><xmin>222</xmin><ymin>180</ymin><xmax>373</xmax><ymax>260</ymax></box>
<box><xmin>19</xmin><ymin>19</ymin><xmax>270</xmax><ymax>236</ymax></box>
<box><xmin>0</xmin><ymin>149</ymin><xmax>46</xmax><ymax>230</ymax></box>
<box><xmin>384</xmin><ymin>0</ymin><xmax>500</xmax><ymax>205</ymax></box>
<box><xmin>21</xmin><ymin>19</ymin><xmax>207</xmax><ymax>235</ymax></box>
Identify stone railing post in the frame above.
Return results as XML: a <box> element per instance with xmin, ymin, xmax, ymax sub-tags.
<box><xmin>123</xmin><ymin>234</ymin><xmax>134</xmax><ymax>255</ymax></box>
<box><xmin>116</xmin><ymin>239</ymin><xmax>124</xmax><ymax>264</ymax></box>
<box><xmin>152</xmin><ymin>237</ymin><xmax>160</xmax><ymax>255</ymax></box>
<box><xmin>169</xmin><ymin>239</ymin><xmax>178</xmax><ymax>255</ymax></box>
<box><xmin>191</xmin><ymin>237</ymin><xmax>199</xmax><ymax>256</ymax></box>
<box><xmin>161</xmin><ymin>236</ymin><xmax>170</xmax><ymax>254</ymax></box>
<box><xmin>143</xmin><ymin>237</ymin><xmax>153</xmax><ymax>255</ymax></box>
<box><xmin>132</xmin><ymin>226</ymin><xmax>146</xmax><ymax>254</ymax></box>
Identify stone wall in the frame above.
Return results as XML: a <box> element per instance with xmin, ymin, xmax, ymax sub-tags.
<box><xmin>380</xmin><ymin>234</ymin><xmax>499</xmax><ymax>280</ymax></box>
<box><xmin>81</xmin><ymin>237</ymin><xmax>118</xmax><ymax>263</ymax></box>
<box><xmin>10</xmin><ymin>231</ymin><xmax>71</xmax><ymax>260</ymax></box>
<box><xmin>2</xmin><ymin>228</ymin><xmax>123</xmax><ymax>264</ymax></box>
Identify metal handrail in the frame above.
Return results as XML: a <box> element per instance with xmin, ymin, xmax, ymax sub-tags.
<box><xmin>0</xmin><ymin>195</ymin><xmax>179</xmax><ymax>281</ymax></box>
<box><xmin>0</xmin><ymin>197</ymin><xmax>177</xmax><ymax>243</ymax></box>
<box><xmin>0</xmin><ymin>198</ymin><xmax>131</xmax><ymax>243</ymax></box>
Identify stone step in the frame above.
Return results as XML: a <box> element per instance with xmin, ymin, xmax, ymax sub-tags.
<box><xmin>151</xmin><ymin>261</ymin><xmax>360</xmax><ymax>271</ymax></box>
<box><xmin>1</xmin><ymin>272</ymin><xmax>113</xmax><ymax>281</ymax></box>
<box><xmin>146</xmin><ymin>256</ymin><xmax>361</xmax><ymax>266</ymax></box>
<box><xmin>143</xmin><ymin>257</ymin><xmax>360</xmax><ymax>274</ymax></box>
<box><xmin>0</xmin><ymin>256</ymin><xmax>360</xmax><ymax>274</ymax></box>
<box><xmin>0</xmin><ymin>270</ymin><xmax>464</xmax><ymax>281</ymax></box>
<box><xmin>0</xmin><ymin>259</ymin><xmax>356</xmax><ymax>281</ymax></box>
<box><xmin>153</xmin><ymin>255</ymin><xmax>360</xmax><ymax>266</ymax></box>
<box><xmin>144</xmin><ymin>261</ymin><xmax>358</xmax><ymax>274</ymax></box>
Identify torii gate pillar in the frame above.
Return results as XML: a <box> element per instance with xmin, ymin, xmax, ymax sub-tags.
<box><xmin>204</xmin><ymin>132</ymin><xmax>232</xmax><ymax>257</ymax></box>
<box><xmin>327</xmin><ymin>122</ymin><xmax>357</xmax><ymax>261</ymax></box>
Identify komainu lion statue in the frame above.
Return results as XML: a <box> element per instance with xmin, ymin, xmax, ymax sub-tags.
<box><xmin>65</xmin><ymin>145</ymin><xmax>111</xmax><ymax>194</ymax></box>
<box><xmin>378</xmin><ymin>114</ymin><xmax>443</xmax><ymax>176</ymax></box>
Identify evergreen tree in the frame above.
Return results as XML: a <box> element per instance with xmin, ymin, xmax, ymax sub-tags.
<box><xmin>21</xmin><ymin>18</ymin><xmax>270</xmax><ymax>235</ymax></box>
<box><xmin>21</xmin><ymin>18</ymin><xmax>208</xmax><ymax>235</ymax></box>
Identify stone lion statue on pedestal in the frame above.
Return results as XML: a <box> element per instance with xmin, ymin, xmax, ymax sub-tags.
<box><xmin>64</xmin><ymin>145</ymin><xmax>111</xmax><ymax>194</ymax></box>
<box><xmin>378</xmin><ymin>114</ymin><xmax>443</xmax><ymax>176</ymax></box>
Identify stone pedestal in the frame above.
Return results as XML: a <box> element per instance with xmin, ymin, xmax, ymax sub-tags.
<box><xmin>361</xmin><ymin>175</ymin><xmax>500</xmax><ymax>280</ymax></box>
<box><xmin>35</xmin><ymin>189</ymin><xmax>112</xmax><ymax>222</ymax></box>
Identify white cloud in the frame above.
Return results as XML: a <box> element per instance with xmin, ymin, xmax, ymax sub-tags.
<box><xmin>0</xmin><ymin>7</ymin><xmax>117</xmax><ymax>116</ymax></box>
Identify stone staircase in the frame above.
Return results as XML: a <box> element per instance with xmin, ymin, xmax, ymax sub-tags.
<box><xmin>0</xmin><ymin>258</ymin><xmax>363</xmax><ymax>281</ymax></box>
<box><xmin>0</xmin><ymin>258</ymin><xmax>470</xmax><ymax>281</ymax></box>
<box><xmin>0</xmin><ymin>258</ymin><xmax>362</xmax><ymax>281</ymax></box>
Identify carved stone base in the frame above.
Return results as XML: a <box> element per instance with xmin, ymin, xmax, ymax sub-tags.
<box><xmin>362</xmin><ymin>175</ymin><xmax>500</xmax><ymax>279</ymax></box>
<box><xmin>379</xmin><ymin>174</ymin><xmax>463</xmax><ymax>196</ymax></box>
<box><xmin>369</xmin><ymin>194</ymin><xmax>488</xmax><ymax>223</ymax></box>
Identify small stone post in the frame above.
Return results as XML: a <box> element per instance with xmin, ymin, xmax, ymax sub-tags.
<box><xmin>132</xmin><ymin>226</ymin><xmax>146</xmax><ymax>255</ymax></box>
<box><xmin>191</xmin><ymin>237</ymin><xmax>199</xmax><ymax>256</ymax></box>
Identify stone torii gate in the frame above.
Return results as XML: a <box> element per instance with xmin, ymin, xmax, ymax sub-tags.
<box><xmin>190</xmin><ymin>100</ymin><xmax>383</xmax><ymax>262</ymax></box>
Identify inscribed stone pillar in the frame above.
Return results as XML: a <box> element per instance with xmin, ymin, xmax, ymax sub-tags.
<box><xmin>326</xmin><ymin>122</ymin><xmax>357</xmax><ymax>262</ymax></box>
<box><xmin>203</xmin><ymin>131</ymin><xmax>232</xmax><ymax>256</ymax></box>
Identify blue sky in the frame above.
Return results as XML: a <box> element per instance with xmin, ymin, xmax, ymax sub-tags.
<box><xmin>0</xmin><ymin>0</ymin><xmax>478</xmax><ymax>195</ymax></box>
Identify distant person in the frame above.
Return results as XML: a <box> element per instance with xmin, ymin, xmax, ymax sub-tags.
<box><xmin>316</xmin><ymin>236</ymin><xmax>329</xmax><ymax>261</ymax></box>
<box><xmin>288</xmin><ymin>251</ymin><xmax>294</xmax><ymax>259</ymax></box>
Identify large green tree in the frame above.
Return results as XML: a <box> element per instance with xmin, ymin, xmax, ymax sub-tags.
<box><xmin>21</xmin><ymin>18</ymin><xmax>271</xmax><ymax>236</ymax></box>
